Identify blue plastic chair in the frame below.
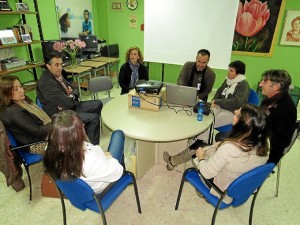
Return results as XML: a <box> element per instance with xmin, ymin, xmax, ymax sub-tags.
<box><xmin>248</xmin><ymin>89</ymin><xmax>259</xmax><ymax>105</ymax></box>
<box><xmin>5</xmin><ymin>129</ymin><xmax>44</xmax><ymax>201</ymax></box>
<box><xmin>36</xmin><ymin>97</ymin><xmax>43</xmax><ymax>109</ymax></box>
<box><xmin>215</xmin><ymin>89</ymin><xmax>259</xmax><ymax>134</ymax></box>
<box><xmin>175</xmin><ymin>163</ymin><xmax>275</xmax><ymax>225</ymax></box>
<box><xmin>55</xmin><ymin>171</ymin><xmax>142</xmax><ymax>225</ymax></box>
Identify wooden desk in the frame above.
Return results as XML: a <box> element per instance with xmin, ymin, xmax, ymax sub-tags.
<box><xmin>102</xmin><ymin>94</ymin><xmax>213</xmax><ymax>179</ymax></box>
<box><xmin>63</xmin><ymin>65</ymin><xmax>92</xmax><ymax>99</ymax></box>
<box><xmin>91</xmin><ymin>56</ymin><xmax>119</xmax><ymax>64</ymax></box>
<box><xmin>79</xmin><ymin>60</ymin><xmax>107</xmax><ymax>76</ymax></box>
<box><xmin>91</xmin><ymin>57</ymin><xmax>120</xmax><ymax>86</ymax></box>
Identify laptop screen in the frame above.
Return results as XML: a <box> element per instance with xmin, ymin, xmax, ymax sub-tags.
<box><xmin>166</xmin><ymin>84</ymin><xmax>197</xmax><ymax>106</ymax></box>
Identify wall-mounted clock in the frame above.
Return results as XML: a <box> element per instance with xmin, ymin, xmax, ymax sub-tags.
<box><xmin>126</xmin><ymin>0</ymin><xmax>138</xmax><ymax>10</ymax></box>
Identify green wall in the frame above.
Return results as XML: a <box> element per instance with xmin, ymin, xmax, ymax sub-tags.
<box><xmin>98</xmin><ymin>0</ymin><xmax>300</xmax><ymax>90</ymax></box>
<box><xmin>2</xmin><ymin>0</ymin><xmax>300</xmax><ymax>93</ymax></box>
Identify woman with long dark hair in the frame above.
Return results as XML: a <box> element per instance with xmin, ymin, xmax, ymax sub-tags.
<box><xmin>43</xmin><ymin>110</ymin><xmax>124</xmax><ymax>194</ymax></box>
<box><xmin>164</xmin><ymin>104</ymin><xmax>269</xmax><ymax>203</ymax></box>
<box><xmin>0</xmin><ymin>75</ymin><xmax>51</xmax><ymax>153</ymax></box>
<box><xmin>193</xmin><ymin>104</ymin><xmax>269</xmax><ymax>203</ymax></box>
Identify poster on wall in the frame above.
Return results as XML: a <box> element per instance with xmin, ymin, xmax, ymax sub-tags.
<box><xmin>129</xmin><ymin>15</ymin><xmax>137</xmax><ymax>28</ymax></box>
<box><xmin>232</xmin><ymin>0</ymin><xmax>286</xmax><ymax>57</ymax></box>
<box><xmin>55</xmin><ymin>0</ymin><xmax>94</xmax><ymax>38</ymax></box>
<box><xmin>280</xmin><ymin>10</ymin><xmax>300</xmax><ymax>46</ymax></box>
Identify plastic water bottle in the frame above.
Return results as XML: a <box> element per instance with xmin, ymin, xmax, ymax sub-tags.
<box><xmin>197</xmin><ymin>100</ymin><xmax>204</xmax><ymax>121</ymax></box>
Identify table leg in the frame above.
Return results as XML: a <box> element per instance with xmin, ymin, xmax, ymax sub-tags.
<box><xmin>76</xmin><ymin>75</ymin><xmax>82</xmax><ymax>99</ymax></box>
<box><xmin>136</xmin><ymin>140</ymin><xmax>157</xmax><ymax>180</ymax></box>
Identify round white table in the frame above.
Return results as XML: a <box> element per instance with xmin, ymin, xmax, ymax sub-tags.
<box><xmin>102</xmin><ymin>94</ymin><xmax>213</xmax><ymax>179</ymax></box>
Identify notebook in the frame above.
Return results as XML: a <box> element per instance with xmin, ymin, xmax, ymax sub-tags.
<box><xmin>166</xmin><ymin>84</ymin><xmax>198</xmax><ymax>106</ymax></box>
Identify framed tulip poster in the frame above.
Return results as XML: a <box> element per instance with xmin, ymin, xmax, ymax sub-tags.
<box><xmin>232</xmin><ymin>0</ymin><xmax>286</xmax><ymax>57</ymax></box>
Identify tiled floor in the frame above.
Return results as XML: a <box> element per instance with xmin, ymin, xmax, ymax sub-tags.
<box><xmin>0</xmin><ymin>86</ymin><xmax>299</xmax><ymax>225</ymax></box>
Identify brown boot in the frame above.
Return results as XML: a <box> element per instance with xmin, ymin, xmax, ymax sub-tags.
<box><xmin>11</xmin><ymin>177</ymin><xmax>25</xmax><ymax>192</ymax></box>
<box><xmin>163</xmin><ymin>147</ymin><xmax>196</xmax><ymax>171</ymax></box>
<box><xmin>163</xmin><ymin>151</ymin><xmax>175</xmax><ymax>171</ymax></box>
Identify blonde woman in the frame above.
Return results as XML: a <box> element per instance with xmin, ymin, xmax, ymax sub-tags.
<box><xmin>118</xmin><ymin>46</ymin><xmax>149</xmax><ymax>94</ymax></box>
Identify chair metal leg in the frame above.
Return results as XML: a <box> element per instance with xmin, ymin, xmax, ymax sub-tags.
<box><xmin>24</xmin><ymin>165</ymin><xmax>32</xmax><ymax>201</ymax></box>
<box><xmin>275</xmin><ymin>162</ymin><xmax>281</xmax><ymax>197</ymax></box>
<box><xmin>94</xmin><ymin>195</ymin><xmax>107</xmax><ymax>225</ymax></box>
<box><xmin>175</xmin><ymin>170</ymin><xmax>188</xmax><ymax>210</ymax></box>
<box><xmin>249</xmin><ymin>187</ymin><xmax>261</xmax><ymax>225</ymax></box>
<box><xmin>58</xmin><ymin>188</ymin><xmax>67</xmax><ymax>225</ymax></box>
<box><xmin>128</xmin><ymin>171</ymin><xmax>142</xmax><ymax>213</ymax></box>
<box><xmin>211</xmin><ymin>206</ymin><xmax>220</xmax><ymax>225</ymax></box>
<box><xmin>211</xmin><ymin>195</ymin><xmax>226</xmax><ymax>225</ymax></box>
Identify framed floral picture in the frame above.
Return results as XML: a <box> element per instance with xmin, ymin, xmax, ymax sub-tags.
<box><xmin>232</xmin><ymin>0</ymin><xmax>286</xmax><ymax>57</ymax></box>
<box><xmin>279</xmin><ymin>10</ymin><xmax>300</xmax><ymax>46</ymax></box>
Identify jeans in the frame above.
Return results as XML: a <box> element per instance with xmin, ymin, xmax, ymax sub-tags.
<box><xmin>74</xmin><ymin>100</ymin><xmax>103</xmax><ymax>145</ymax></box>
<box><xmin>108</xmin><ymin>130</ymin><xmax>125</xmax><ymax>166</ymax></box>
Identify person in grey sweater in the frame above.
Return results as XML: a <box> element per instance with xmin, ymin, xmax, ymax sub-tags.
<box><xmin>211</xmin><ymin>60</ymin><xmax>250</xmax><ymax>128</ymax></box>
<box><xmin>177</xmin><ymin>49</ymin><xmax>216</xmax><ymax>101</ymax></box>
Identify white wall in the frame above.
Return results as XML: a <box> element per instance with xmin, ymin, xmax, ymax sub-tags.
<box><xmin>144</xmin><ymin>0</ymin><xmax>239</xmax><ymax>70</ymax></box>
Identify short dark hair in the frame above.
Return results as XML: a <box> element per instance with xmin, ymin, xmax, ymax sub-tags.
<box><xmin>45</xmin><ymin>52</ymin><xmax>62</xmax><ymax>65</ymax></box>
<box><xmin>228</xmin><ymin>60</ymin><xmax>246</xmax><ymax>75</ymax></box>
<box><xmin>59</xmin><ymin>13</ymin><xmax>69</xmax><ymax>33</ymax></box>
<box><xmin>84</xmin><ymin>9</ymin><xmax>89</xmax><ymax>16</ymax></box>
<box><xmin>261</xmin><ymin>69</ymin><xmax>291</xmax><ymax>91</ymax></box>
<box><xmin>197</xmin><ymin>49</ymin><xmax>210</xmax><ymax>58</ymax></box>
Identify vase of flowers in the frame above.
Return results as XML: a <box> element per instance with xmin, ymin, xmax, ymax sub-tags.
<box><xmin>53</xmin><ymin>39</ymin><xmax>86</xmax><ymax>68</ymax></box>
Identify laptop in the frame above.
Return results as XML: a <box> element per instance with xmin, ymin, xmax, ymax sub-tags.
<box><xmin>166</xmin><ymin>84</ymin><xmax>198</xmax><ymax>106</ymax></box>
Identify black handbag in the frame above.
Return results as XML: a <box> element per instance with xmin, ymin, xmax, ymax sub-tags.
<box><xmin>193</xmin><ymin>101</ymin><xmax>211</xmax><ymax>115</ymax></box>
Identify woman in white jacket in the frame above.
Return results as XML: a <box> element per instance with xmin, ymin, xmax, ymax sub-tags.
<box><xmin>43</xmin><ymin>110</ymin><xmax>124</xmax><ymax>194</ymax></box>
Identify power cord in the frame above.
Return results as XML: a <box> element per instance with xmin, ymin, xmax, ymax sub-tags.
<box><xmin>137</xmin><ymin>92</ymin><xmax>193</xmax><ymax>116</ymax></box>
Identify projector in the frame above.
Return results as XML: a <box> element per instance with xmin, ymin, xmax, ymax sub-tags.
<box><xmin>135</xmin><ymin>80</ymin><xmax>163</xmax><ymax>95</ymax></box>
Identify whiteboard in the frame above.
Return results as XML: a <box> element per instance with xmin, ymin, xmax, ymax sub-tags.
<box><xmin>144</xmin><ymin>0</ymin><xmax>239</xmax><ymax>70</ymax></box>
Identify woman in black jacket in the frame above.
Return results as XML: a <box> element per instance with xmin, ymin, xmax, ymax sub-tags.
<box><xmin>118</xmin><ymin>46</ymin><xmax>149</xmax><ymax>94</ymax></box>
<box><xmin>0</xmin><ymin>75</ymin><xmax>51</xmax><ymax>153</ymax></box>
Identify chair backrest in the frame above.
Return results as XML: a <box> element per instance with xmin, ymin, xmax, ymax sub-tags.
<box><xmin>5</xmin><ymin>129</ymin><xmax>18</xmax><ymax>148</ymax></box>
<box><xmin>55</xmin><ymin>178</ymin><xmax>100</xmax><ymax>212</ymax></box>
<box><xmin>36</xmin><ymin>97</ymin><xmax>43</xmax><ymax>109</ymax></box>
<box><xmin>226</xmin><ymin>163</ymin><xmax>275</xmax><ymax>207</ymax></box>
<box><xmin>88</xmin><ymin>76</ymin><xmax>113</xmax><ymax>93</ymax></box>
<box><xmin>283</xmin><ymin>120</ymin><xmax>300</xmax><ymax>155</ymax></box>
<box><xmin>248</xmin><ymin>89</ymin><xmax>259</xmax><ymax>105</ymax></box>
<box><xmin>5</xmin><ymin>128</ymin><xmax>43</xmax><ymax>164</ymax></box>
